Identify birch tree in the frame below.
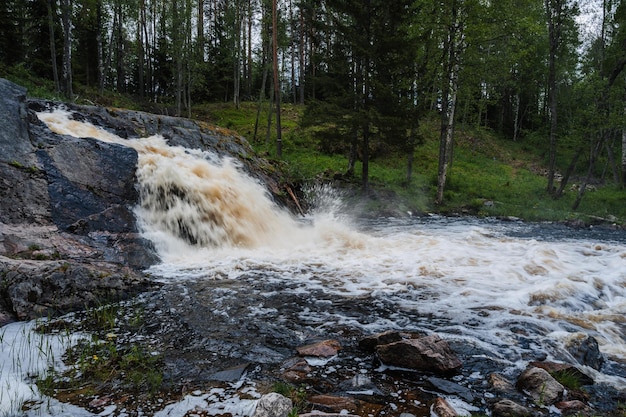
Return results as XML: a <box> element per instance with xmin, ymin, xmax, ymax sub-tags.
<box><xmin>436</xmin><ymin>0</ymin><xmax>466</xmax><ymax>205</ymax></box>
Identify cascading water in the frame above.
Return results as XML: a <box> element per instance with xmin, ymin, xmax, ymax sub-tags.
<box><xmin>36</xmin><ymin>108</ymin><xmax>626</xmax><ymax>394</ymax></box>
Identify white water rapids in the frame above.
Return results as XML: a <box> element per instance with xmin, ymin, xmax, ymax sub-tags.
<box><xmin>36</xmin><ymin>108</ymin><xmax>626</xmax><ymax>393</ymax></box>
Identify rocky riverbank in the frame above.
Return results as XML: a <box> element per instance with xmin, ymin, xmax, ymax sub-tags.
<box><xmin>2</xmin><ymin>78</ymin><xmax>625</xmax><ymax>417</ymax></box>
<box><xmin>33</xmin><ymin>274</ymin><xmax>625</xmax><ymax>417</ymax></box>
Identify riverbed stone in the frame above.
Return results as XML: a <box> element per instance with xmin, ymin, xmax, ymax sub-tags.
<box><xmin>308</xmin><ymin>395</ymin><xmax>359</xmax><ymax>413</ymax></box>
<box><xmin>281</xmin><ymin>357</ymin><xmax>313</xmax><ymax>383</ymax></box>
<box><xmin>516</xmin><ymin>366</ymin><xmax>564</xmax><ymax>405</ymax></box>
<box><xmin>251</xmin><ymin>393</ymin><xmax>292</xmax><ymax>417</ymax></box>
<box><xmin>529</xmin><ymin>360</ymin><xmax>594</xmax><ymax>386</ymax></box>
<box><xmin>296</xmin><ymin>339</ymin><xmax>342</xmax><ymax>357</ymax></box>
<box><xmin>431</xmin><ymin>397</ymin><xmax>458</xmax><ymax>417</ymax></box>
<box><xmin>555</xmin><ymin>400</ymin><xmax>595</xmax><ymax>416</ymax></box>
<box><xmin>359</xmin><ymin>330</ymin><xmax>417</xmax><ymax>352</ymax></box>
<box><xmin>491</xmin><ymin>399</ymin><xmax>538</xmax><ymax>417</ymax></box>
<box><xmin>564</xmin><ymin>334</ymin><xmax>604</xmax><ymax>370</ymax></box>
<box><xmin>427</xmin><ymin>376</ymin><xmax>474</xmax><ymax>402</ymax></box>
<box><xmin>376</xmin><ymin>334</ymin><xmax>462</xmax><ymax>373</ymax></box>
<box><xmin>488</xmin><ymin>373</ymin><xmax>516</xmax><ymax>394</ymax></box>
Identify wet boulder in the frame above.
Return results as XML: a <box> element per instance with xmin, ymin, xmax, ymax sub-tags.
<box><xmin>375</xmin><ymin>334</ymin><xmax>462</xmax><ymax>374</ymax></box>
<box><xmin>427</xmin><ymin>377</ymin><xmax>474</xmax><ymax>402</ymax></box>
<box><xmin>296</xmin><ymin>339</ymin><xmax>342</xmax><ymax>357</ymax></box>
<box><xmin>488</xmin><ymin>373</ymin><xmax>517</xmax><ymax>394</ymax></box>
<box><xmin>564</xmin><ymin>334</ymin><xmax>604</xmax><ymax>370</ymax></box>
<box><xmin>515</xmin><ymin>366</ymin><xmax>564</xmax><ymax>405</ymax></box>
<box><xmin>555</xmin><ymin>400</ymin><xmax>595</xmax><ymax>416</ymax></box>
<box><xmin>251</xmin><ymin>393</ymin><xmax>292</xmax><ymax>417</ymax></box>
<box><xmin>491</xmin><ymin>399</ymin><xmax>539</xmax><ymax>417</ymax></box>
<box><xmin>529</xmin><ymin>360</ymin><xmax>594</xmax><ymax>386</ymax></box>
<box><xmin>359</xmin><ymin>330</ymin><xmax>418</xmax><ymax>352</ymax></box>
<box><xmin>1</xmin><ymin>257</ymin><xmax>151</xmax><ymax>320</ymax></box>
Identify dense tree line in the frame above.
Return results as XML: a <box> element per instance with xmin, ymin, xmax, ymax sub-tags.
<box><xmin>1</xmin><ymin>0</ymin><xmax>625</xmax><ymax>204</ymax></box>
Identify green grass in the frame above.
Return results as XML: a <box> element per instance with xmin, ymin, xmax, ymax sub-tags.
<box><xmin>35</xmin><ymin>302</ymin><xmax>164</xmax><ymax>401</ymax></box>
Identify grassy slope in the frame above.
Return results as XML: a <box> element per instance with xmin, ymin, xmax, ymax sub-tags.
<box><xmin>5</xmin><ymin>64</ymin><xmax>623</xmax><ymax>225</ymax></box>
<box><xmin>198</xmin><ymin>101</ymin><xmax>626</xmax><ymax>225</ymax></box>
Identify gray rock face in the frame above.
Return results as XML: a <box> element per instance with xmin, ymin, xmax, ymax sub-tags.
<box><xmin>1</xmin><ymin>257</ymin><xmax>151</xmax><ymax>320</ymax></box>
<box><xmin>0</xmin><ymin>80</ymin><xmax>157</xmax><ymax>325</ymax></box>
<box><xmin>1</xmin><ymin>79</ymin><xmax>289</xmax><ymax>324</ymax></box>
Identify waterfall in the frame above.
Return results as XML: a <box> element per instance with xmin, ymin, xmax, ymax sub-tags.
<box><xmin>36</xmin><ymin>109</ymin><xmax>338</xmax><ymax>255</ymax></box>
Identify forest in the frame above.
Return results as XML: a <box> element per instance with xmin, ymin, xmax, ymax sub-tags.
<box><xmin>1</xmin><ymin>0</ymin><xmax>626</xmax><ymax>215</ymax></box>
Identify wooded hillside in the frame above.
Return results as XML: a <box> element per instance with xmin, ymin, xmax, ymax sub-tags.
<box><xmin>1</xmin><ymin>0</ymin><xmax>625</xmax><ymax>211</ymax></box>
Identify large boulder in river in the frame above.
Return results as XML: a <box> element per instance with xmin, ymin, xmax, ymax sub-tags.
<box><xmin>375</xmin><ymin>333</ymin><xmax>462</xmax><ymax>374</ymax></box>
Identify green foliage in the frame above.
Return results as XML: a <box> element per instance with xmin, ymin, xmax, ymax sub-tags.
<box><xmin>35</xmin><ymin>301</ymin><xmax>163</xmax><ymax>400</ymax></box>
<box><xmin>271</xmin><ymin>382</ymin><xmax>308</xmax><ymax>414</ymax></box>
<box><xmin>57</xmin><ymin>335</ymin><xmax>163</xmax><ymax>395</ymax></box>
<box><xmin>552</xmin><ymin>369</ymin><xmax>583</xmax><ymax>390</ymax></box>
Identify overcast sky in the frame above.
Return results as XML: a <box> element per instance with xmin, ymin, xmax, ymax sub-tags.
<box><xmin>577</xmin><ymin>0</ymin><xmax>603</xmax><ymax>47</ymax></box>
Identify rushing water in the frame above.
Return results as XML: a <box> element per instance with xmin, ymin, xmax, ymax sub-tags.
<box><xmin>36</xmin><ymin>108</ymin><xmax>626</xmax><ymax>394</ymax></box>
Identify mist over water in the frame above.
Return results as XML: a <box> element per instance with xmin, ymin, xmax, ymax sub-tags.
<box><xmin>37</xmin><ymin>109</ymin><xmax>626</xmax><ymax>388</ymax></box>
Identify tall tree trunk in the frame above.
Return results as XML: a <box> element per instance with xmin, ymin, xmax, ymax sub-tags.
<box><xmin>555</xmin><ymin>145</ymin><xmax>583</xmax><ymax>197</ymax></box>
<box><xmin>436</xmin><ymin>0</ymin><xmax>463</xmax><ymax>205</ymax></box>
<box><xmin>198</xmin><ymin>0</ymin><xmax>204</xmax><ymax>61</ymax></box>
<box><xmin>605</xmin><ymin>134</ymin><xmax>619</xmax><ymax>184</ymax></box>
<box><xmin>254</xmin><ymin>62</ymin><xmax>268</xmax><ymax>142</ymax></box>
<box><xmin>47</xmin><ymin>0</ymin><xmax>60</xmax><ymax>94</ymax></box>
<box><xmin>272</xmin><ymin>0</ymin><xmax>282</xmax><ymax>157</ymax></box>
<box><xmin>513</xmin><ymin>93</ymin><xmax>520</xmax><ymax>141</ymax></box>
<box><xmin>289</xmin><ymin>0</ymin><xmax>296</xmax><ymax>104</ymax></box>
<box><xmin>622</xmin><ymin>99</ymin><xmax>626</xmax><ymax>187</ymax></box>
<box><xmin>138</xmin><ymin>0</ymin><xmax>146</xmax><ymax>98</ymax></box>
<box><xmin>266</xmin><ymin>81</ymin><xmax>274</xmax><ymax>145</ymax></box>
<box><xmin>246</xmin><ymin>0</ymin><xmax>253</xmax><ymax>97</ymax></box>
<box><xmin>115</xmin><ymin>0</ymin><xmax>125</xmax><ymax>92</ymax></box>
<box><xmin>298</xmin><ymin>6</ymin><xmax>305</xmax><ymax>105</ymax></box>
<box><xmin>346</xmin><ymin>58</ymin><xmax>360</xmax><ymax>178</ymax></box>
<box><xmin>573</xmin><ymin>135</ymin><xmax>604</xmax><ymax>210</ymax></box>
<box><xmin>60</xmin><ymin>0</ymin><xmax>73</xmax><ymax>98</ymax></box>
<box><xmin>233</xmin><ymin>0</ymin><xmax>241</xmax><ymax>109</ymax></box>
<box><xmin>406</xmin><ymin>126</ymin><xmax>417</xmax><ymax>186</ymax></box>
<box><xmin>96</xmin><ymin>0</ymin><xmax>104</xmax><ymax>93</ymax></box>
<box><xmin>545</xmin><ymin>0</ymin><xmax>562</xmax><ymax>196</ymax></box>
